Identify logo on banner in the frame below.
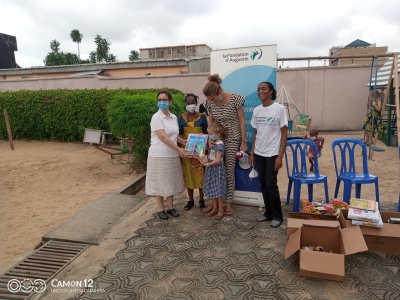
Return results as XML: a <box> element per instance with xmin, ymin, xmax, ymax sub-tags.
<box><xmin>250</xmin><ymin>48</ymin><xmax>262</xmax><ymax>60</ymax></box>
<box><xmin>222</xmin><ymin>47</ymin><xmax>263</xmax><ymax>63</ymax></box>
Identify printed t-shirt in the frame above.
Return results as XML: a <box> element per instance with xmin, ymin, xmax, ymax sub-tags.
<box><xmin>250</xmin><ymin>102</ymin><xmax>288</xmax><ymax>157</ymax></box>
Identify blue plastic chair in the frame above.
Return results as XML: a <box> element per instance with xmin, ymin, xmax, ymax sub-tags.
<box><xmin>285</xmin><ymin>139</ymin><xmax>329</xmax><ymax>212</ymax></box>
<box><xmin>331</xmin><ymin>138</ymin><xmax>379</xmax><ymax>204</ymax></box>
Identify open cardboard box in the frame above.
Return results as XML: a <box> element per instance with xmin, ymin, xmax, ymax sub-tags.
<box><xmin>286</xmin><ymin>212</ymin><xmax>342</xmax><ymax>238</ymax></box>
<box><xmin>341</xmin><ymin>210</ymin><xmax>400</xmax><ymax>255</ymax></box>
<box><xmin>285</xmin><ymin>224</ymin><xmax>368</xmax><ymax>282</ymax></box>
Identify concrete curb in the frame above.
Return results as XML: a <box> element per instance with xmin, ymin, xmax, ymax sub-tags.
<box><xmin>115</xmin><ymin>172</ymin><xmax>146</xmax><ymax>195</ymax></box>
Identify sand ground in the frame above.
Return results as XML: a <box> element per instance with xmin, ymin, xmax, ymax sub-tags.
<box><xmin>0</xmin><ymin>140</ymin><xmax>136</xmax><ymax>270</ymax></box>
<box><xmin>0</xmin><ymin>133</ymin><xmax>398</xmax><ymax>271</ymax></box>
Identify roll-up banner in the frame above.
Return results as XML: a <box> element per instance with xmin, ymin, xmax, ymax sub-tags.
<box><xmin>210</xmin><ymin>44</ymin><xmax>277</xmax><ymax>206</ymax></box>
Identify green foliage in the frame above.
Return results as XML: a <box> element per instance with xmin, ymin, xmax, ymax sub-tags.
<box><xmin>91</xmin><ymin>35</ymin><xmax>117</xmax><ymax>63</ymax></box>
<box><xmin>0</xmin><ymin>89</ymin><xmax>111</xmax><ymax>141</ymax></box>
<box><xmin>107</xmin><ymin>90</ymin><xmax>185</xmax><ymax>169</ymax></box>
<box><xmin>44</xmin><ymin>39</ymin><xmax>81</xmax><ymax>66</ymax></box>
<box><xmin>50</xmin><ymin>40</ymin><xmax>61</xmax><ymax>53</ymax></box>
<box><xmin>129</xmin><ymin>50</ymin><xmax>140</xmax><ymax>61</ymax></box>
<box><xmin>44</xmin><ymin>51</ymin><xmax>81</xmax><ymax>66</ymax></box>
<box><xmin>70</xmin><ymin>29</ymin><xmax>83</xmax><ymax>43</ymax></box>
<box><xmin>70</xmin><ymin>29</ymin><xmax>83</xmax><ymax>58</ymax></box>
<box><xmin>0</xmin><ymin>88</ymin><xmax>185</xmax><ymax>169</ymax></box>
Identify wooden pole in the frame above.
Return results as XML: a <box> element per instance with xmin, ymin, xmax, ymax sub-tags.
<box><xmin>381</xmin><ymin>58</ymin><xmax>395</xmax><ymax>115</ymax></box>
<box><xmin>370</xmin><ymin>58</ymin><xmax>395</xmax><ymax>160</ymax></box>
<box><xmin>3</xmin><ymin>109</ymin><xmax>14</xmax><ymax>150</ymax></box>
<box><xmin>393</xmin><ymin>54</ymin><xmax>400</xmax><ymax>210</ymax></box>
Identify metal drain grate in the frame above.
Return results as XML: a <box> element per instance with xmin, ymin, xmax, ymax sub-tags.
<box><xmin>0</xmin><ymin>240</ymin><xmax>88</xmax><ymax>299</ymax></box>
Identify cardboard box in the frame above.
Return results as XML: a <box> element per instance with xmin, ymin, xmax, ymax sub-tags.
<box><xmin>285</xmin><ymin>224</ymin><xmax>368</xmax><ymax>282</ymax></box>
<box><xmin>342</xmin><ymin>210</ymin><xmax>400</xmax><ymax>255</ymax></box>
<box><xmin>286</xmin><ymin>213</ymin><xmax>341</xmax><ymax>238</ymax></box>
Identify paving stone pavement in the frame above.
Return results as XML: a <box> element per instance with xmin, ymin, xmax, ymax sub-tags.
<box><xmin>74</xmin><ymin>197</ymin><xmax>400</xmax><ymax>300</ymax></box>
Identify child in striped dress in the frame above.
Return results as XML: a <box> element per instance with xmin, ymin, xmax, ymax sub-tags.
<box><xmin>199</xmin><ymin>122</ymin><xmax>228</xmax><ymax>220</ymax></box>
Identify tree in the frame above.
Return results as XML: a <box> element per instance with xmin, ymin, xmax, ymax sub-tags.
<box><xmin>129</xmin><ymin>50</ymin><xmax>140</xmax><ymax>61</ymax></box>
<box><xmin>43</xmin><ymin>40</ymin><xmax>80</xmax><ymax>66</ymax></box>
<box><xmin>89</xmin><ymin>35</ymin><xmax>117</xmax><ymax>63</ymax></box>
<box><xmin>50</xmin><ymin>40</ymin><xmax>61</xmax><ymax>53</ymax></box>
<box><xmin>70</xmin><ymin>29</ymin><xmax>83</xmax><ymax>58</ymax></box>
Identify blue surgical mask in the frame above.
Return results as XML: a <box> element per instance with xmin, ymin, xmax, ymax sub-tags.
<box><xmin>157</xmin><ymin>101</ymin><xmax>169</xmax><ymax>111</ymax></box>
<box><xmin>209</xmin><ymin>135</ymin><xmax>217</xmax><ymax>141</ymax></box>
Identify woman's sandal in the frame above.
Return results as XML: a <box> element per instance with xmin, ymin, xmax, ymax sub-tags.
<box><xmin>207</xmin><ymin>208</ymin><xmax>218</xmax><ymax>217</ymax></box>
<box><xmin>199</xmin><ymin>200</ymin><xmax>206</xmax><ymax>209</ymax></box>
<box><xmin>184</xmin><ymin>201</ymin><xmax>194</xmax><ymax>211</ymax></box>
<box><xmin>215</xmin><ymin>211</ymin><xmax>224</xmax><ymax>220</ymax></box>
<box><xmin>202</xmin><ymin>203</ymin><xmax>214</xmax><ymax>214</ymax></box>
<box><xmin>225</xmin><ymin>203</ymin><xmax>234</xmax><ymax>216</ymax></box>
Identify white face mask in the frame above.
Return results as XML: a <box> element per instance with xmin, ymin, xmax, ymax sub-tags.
<box><xmin>310</xmin><ymin>136</ymin><xmax>317</xmax><ymax>141</ymax></box>
<box><xmin>249</xmin><ymin>167</ymin><xmax>258</xmax><ymax>179</ymax></box>
<box><xmin>186</xmin><ymin>104</ymin><xmax>196</xmax><ymax>113</ymax></box>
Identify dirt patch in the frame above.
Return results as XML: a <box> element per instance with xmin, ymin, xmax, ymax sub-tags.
<box><xmin>0</xmin><ymin>140</ymin><xmax>136</xmax><ymax>269</ymax></box>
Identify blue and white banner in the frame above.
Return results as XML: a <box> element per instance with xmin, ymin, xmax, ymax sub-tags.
<box><xmin>211</xmin><ymin>45</ymin><xmax>277</xmax><ymax>207</ymax></box>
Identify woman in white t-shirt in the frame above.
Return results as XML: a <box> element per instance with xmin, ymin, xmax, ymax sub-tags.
<box><xmin>249</xmin><ymin>82</ymin><xmax>288</xmax><ymax>228</ymax></box>
<box><xmin>145</xmin><ymin>90</ymin><xmax>187</xmax><ymax>220</ymax></box>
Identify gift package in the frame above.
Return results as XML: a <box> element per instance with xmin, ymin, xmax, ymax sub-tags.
<box><xmin>347</xmin><ymin>198</ymin><xmax>383</xmax><ymax>228</ymax></box>
<box><xmin>299</xmin><ymin>198</ymin><xmax>348</xmax><ymax>217</ymax></box>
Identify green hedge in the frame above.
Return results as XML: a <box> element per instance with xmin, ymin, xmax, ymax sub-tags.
<box><xmin>0</xmin><ymin>88</ymin><xmax>185</xmax><ymax>142</ymax></box>
<box><xmin>107</xmin><ymin>91</ymin><xmax>185</xmax><ymax>168</ymax></box>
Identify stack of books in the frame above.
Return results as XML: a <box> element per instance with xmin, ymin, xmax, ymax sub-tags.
<box><xmin>348</xmin><ymin>198</ymin><xmax>383</xmax><ymax>228</ymax></box>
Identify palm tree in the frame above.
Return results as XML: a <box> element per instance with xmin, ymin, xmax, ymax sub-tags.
<box><xmin>70</xmin><ymin>29</ymin><xmax>83</xmax><ymax>58</ymax></box>
<box><xmin>129</xmin><ymin>50</ymin><xmax>140</xmax><ymax>61</ymax></box>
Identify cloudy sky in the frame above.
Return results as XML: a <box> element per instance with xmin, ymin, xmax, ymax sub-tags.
<box><xmin>1</xmin><ymin>0</ymin><xmax>399</xmax><ymax>68</ymax></box>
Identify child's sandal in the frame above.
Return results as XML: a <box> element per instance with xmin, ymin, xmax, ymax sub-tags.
<box><xmin>215</xmin><ymin>211</ymin><xmax>224</xmax><ymax>220</ymax></box>
<box><xmin>207</xmin><ymin>209</ymin><xmax>218</xmax><ymax>217</ymax></box>
<box><xmin>202</xmin><ymin>203</ymin><xmax>213</xmax><ymax>213</ymax></box>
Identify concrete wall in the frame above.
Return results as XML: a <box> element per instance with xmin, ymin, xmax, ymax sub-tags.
<box><xmin>0</xmin><ymin>64</ymin><xmax>387</xmax><ymax>130</ymax></box>
<box><xmin>0</xmin><ymin>73</ymin><xmax>209</xmax><ymax>103</ymax></box>
<box><xmin>2</xmin><ymin>66</ymin><xmax>188</xmax><ymax>80</ymax></box>
<box><xmin>276</xmin><ymin>64</ymin><xmax>373</xmax><ymax>131</ymax></box>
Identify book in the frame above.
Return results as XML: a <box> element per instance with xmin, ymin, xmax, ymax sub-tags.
<box><xmin>184</xmin><ymin>134</ymin><xmax>208</xmax><ymax>157</ymax></box>
<box><xmin>349</xmin><ymin>198</ymin><xmax>377</xmax><ymax>212</ymax></box>
<box><xmin>352</xmin><ymin>212</ymin><xmax>383</xmax><ymax>228</ymax></box>
<box><xmin>347</xmin><ymin>207</ymin><xmax>380</xmax><ymax>223</ymax></box>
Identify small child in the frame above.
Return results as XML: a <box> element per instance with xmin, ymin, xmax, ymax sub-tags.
<box><xmin>304</xmin><ymin>129</ymin><xmax>324</xmax><ymax>172</ymax></box>
<box><xmin>198</xmin><ymin>121</ymin><xmax>228</xmax><ymax>220</ymax></box>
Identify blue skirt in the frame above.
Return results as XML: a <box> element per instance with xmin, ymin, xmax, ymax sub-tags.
<box><xmin>203</xmin><ymin>161</ymin><xmax>227</xmax><ymax>199</ymax></box>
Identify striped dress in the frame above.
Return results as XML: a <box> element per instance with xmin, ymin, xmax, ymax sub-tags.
<box><xmin>204</xmin><ymin>93</ymin><xmax>246</xmax><ymax>203</ymax></box>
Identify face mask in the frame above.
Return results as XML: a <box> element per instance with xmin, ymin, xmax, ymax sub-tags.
<box><xmin>249</xmin><ymin>167</ymin><xmax>258</xmax><ymax>180</ymax></box>
<box><xmin>157</xmin><ymin>101</ymin><xmax>169</xmax><ymax>111</ymax></box>
<box><xmin>186</xmin><ymin>104</ymin><xmax>196</xmax><ymax>113</ymax></box>
<box><xmin>310</xmin><ymin>136</ymin><xmax>317</xmax><ymax>141</ymax></box>
<box><xmin>209</xmin><ymin>135</ymin><xmax>217</xmax><ymax>141</ymax></box>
